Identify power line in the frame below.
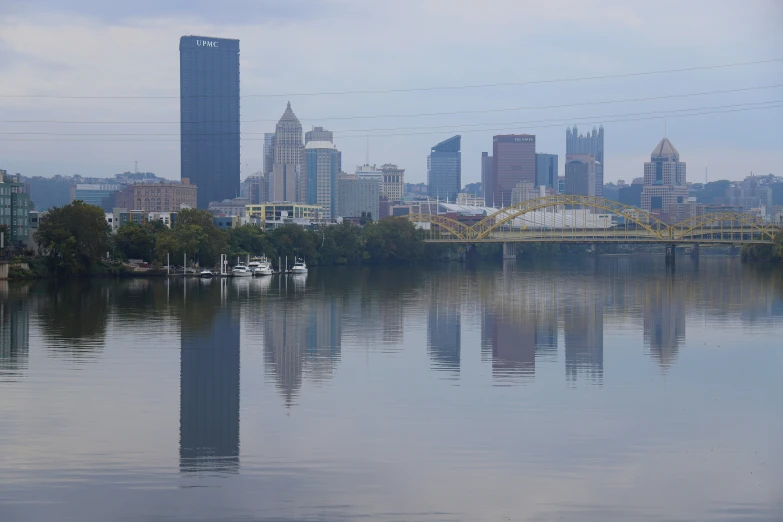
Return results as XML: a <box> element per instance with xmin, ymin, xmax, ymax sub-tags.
<box><xmin>2</xmin><ymin>100</ymin><xmax>778</xmax><ymax>136</ymax></box>
<box><xmin>2</xmin><ymin>84</ymin><xmax>780</xmax><ymax>124</ymax></box>
<box><xmin>1</xmin><ymin>58</ymin><xmax>780</xmax><ymax>100</ymax></box>
<box><xmin>1</xmin><ymin>103</ymin><xmax>779</xmax><ymax>141</ymax></box>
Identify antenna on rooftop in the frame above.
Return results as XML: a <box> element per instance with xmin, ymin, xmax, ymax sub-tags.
<box><xmin>365</xmin><ymin>136</ymin><xmax>369</xmax><ymax>165</ymax></box>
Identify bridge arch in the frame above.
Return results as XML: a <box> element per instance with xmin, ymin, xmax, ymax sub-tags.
<box><xmin>671</xmin><ymin>212</ymin><xmax>780</xmax><ymax>242</ymax></box>
<box><xmin>405</xmin><ymin>213</ymin><xmax>474</xmax><ymax>240</ymax></box>
<box><xmin>471</xmin><ymin>195</ymin><xmax>670</xmax><ymax>240</ymax></box>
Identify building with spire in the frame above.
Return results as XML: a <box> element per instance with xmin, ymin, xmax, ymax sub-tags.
<box><xmin>270</xmin><ymin>102</ymin><xmax>303</xmax><ymax>202</ymax></box>
<box><xmin>566</xmin><ymin>125</ymin><xmax>604</xmax><ymax>197</ymax></box>
<box><xmin>641</xmin><ymin>137</ymin><xmax>688</xmax><ymax>219</ymax></box>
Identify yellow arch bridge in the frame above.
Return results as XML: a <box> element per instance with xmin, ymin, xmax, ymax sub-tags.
<box><xmin>405</xmin><ymin>195</ymin><xmax>781</xmax><ymax>246</ymax></box>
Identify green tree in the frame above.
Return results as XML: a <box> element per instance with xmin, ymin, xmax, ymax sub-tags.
<box><xmin>227</xmin><ymin>224</ymin><xmax>273</xmax><ymax>259</ymax></box>
<box><xmin>34</xmin><ymin>200</ymin><xmax>111</xmax><ymax>276</ymax></box>
<box><xmin>268</xmin><ymin>224</ymin><xmax>319</xmax><ymax>266</ymax></box>
<box><xmin>318</xmin><ymin>221</ymin><xmax>365</xmax><ymax>265</ymax></box>
<box><xmin>113</xmin><ymin>222</ymin><xmax>158</xmax><ymax>261</ymax></box>
<box><xmin>171</xmin><ymin>209</ymin><xmax>227</xmax><ymax>267</ymax></box>
<box><xmin>364</xmin><ymin>217</ymin><xmax>424</xmax><ymax>264</ymax></box>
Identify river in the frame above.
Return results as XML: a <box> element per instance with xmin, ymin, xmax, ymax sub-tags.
<box><xmin>1</xmin><ymin>256</ymin><xmax>781</xmax><ymax>521</ymax></box>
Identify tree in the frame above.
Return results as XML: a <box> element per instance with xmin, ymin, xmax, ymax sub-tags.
<box><xmin>227</xmin><ymin>225</ymin><xmax>273</xmax><ymax>259</ymax></box>
<box><xmin>34</xmin><ymin>200</ymin><xmax>111</xmax><ymax>276</ymax></box>
<box><xmin>364</xmin><ymin>217</ymin><xmax>424</xmax><ymax>264</ymax></box>
<box><xmin>114</xmin><ymin>222</ymin><xmax>157</xmax><ymax>261</ymax></box>
<box><xmin>268</xmin><ymin>224</ymin><xmax>319</xmax><ymax>265</ymax></box>
<box><xmin>171</xmin><ymin>209</ymin><xmax>227</xmax><ymax>267</ymax></box>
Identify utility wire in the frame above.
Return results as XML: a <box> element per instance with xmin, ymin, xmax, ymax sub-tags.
<box><xmin>2</xmin><ymin>84</ymin><xmax>780</xmax><ymax>124</ymax></box>
<box><xmin>1</xmin><ymin>58</ymin><xmax>780</xmax><ymax>99</ymax></box>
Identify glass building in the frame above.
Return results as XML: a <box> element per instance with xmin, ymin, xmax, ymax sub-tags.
<box><xmin>303</xmin><ymin>141</ymin><xmax>341</xmax><ymax>219</ymax></box>
<box><xmin>427</xmin><ymin>136</ymin><xmax>461</xmax><ymax>202</ymax></box>
<box><xmin>180</xmin><ymin>36</ymin><xmax>240</xmax><ymax>209</ymax></box>
<box><xmin>535</xmin><ymin>153</ymin><xmax>558</xmax><ymax>192</ymax></box>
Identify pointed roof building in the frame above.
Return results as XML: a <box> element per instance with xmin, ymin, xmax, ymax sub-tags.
<box><xmin>651</xmin><ymin>137</ymin><xmax>680</xmax><ymax>161</ymax></box>
<box><xmin>274</xmin><ymin>101</ymin><xmax>303</xmax><ymax>166</ymax></box>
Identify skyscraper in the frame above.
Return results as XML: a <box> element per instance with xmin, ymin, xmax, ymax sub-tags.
<box><xmin>564</xmin><ymin>154</ymin><xmax>597</xmax><ymax>196</ymax></box>
<box><xmin>303</xmin><ymin>141</ymin><xmax>341</xmax><ymax>218</ymax></box>
<box><xmin>481</xmin><ymin>152</ymin><xmax>493</xmax><ymax>204</ymax></box>
<box><xmin>180</xmin><ymin>36</ymin><xmax>240</xmax><ymax>209</ymax></box>
<box><xmin>566</xmin><ymin>125</ymin><xmax>604</xmax><ymax>197</ymax></box>
<box><xmin>492</xmin><ymin>134</ymin><xmax>536</xmax><ymax>208</ymax></box>
<box><xmin>380</xmin><ymin>163</ymin><xmax>405</xmax><ymax>202</ymax></box>
<box><xmin>305</xmin><ymin>126</ymin><xmax>333</xmax><ymax>144</ymax></box>
<box><xmin>641</xmin><ymin>138</ymin><xmax>688</xmax><ymax>217</ymax></box>
<box><xmin>427</xmin><ymin>135</ymin><xmax>461</xmax><ymax>202</ymax></box>
<box><xmin>272</xmin><ymin>102</ymin><xmax>303</xmax><ymax>202</ymax></box>
<box><xmin>263</xmin><ymin>133</ymin><xmax>275</xmax><ymax>177</ymax></box>
<box><xmin>535</xmin><ymin>153</ymin><xmax>558</xmax><ymax>192</ymax></box>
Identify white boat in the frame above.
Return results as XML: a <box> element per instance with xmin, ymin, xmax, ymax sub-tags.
<box><xmin>249</xmin><ymin>257</ymin><xmax>274</xmax><ymax>276</ymax></box>
<box><xmin>199</xmin><ymin>269</ymin><xmax>214</xmax><ymax>278</ymax></box>
<box><xmin>291</xmin><ymin>259</ymin><xmax>308</xmax><ymax>274</ymax></box>
<box><xmin>231</xmin><ymin>264</ymin><xmax>252</xmax><ymax>277</ymax></box>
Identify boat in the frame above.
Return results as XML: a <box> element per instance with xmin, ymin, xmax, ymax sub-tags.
<box><xmin>231</xmin><ymin>264</ymin><xmax>252</xmax><ymax>277</ymax></box>
<box><xmin>199</xmin><ymin>269</ymin><xmax>214</xmax><ymax>278</ymax></box>
<box><xmin>291</xmin><ymin>258</ymin><xmax>308</xmax><ymax>274</ymax></box>
<box><xmin>248</xmin><ymin>257</ymin><xmax>274</xmax><ymax>276</ymax></box>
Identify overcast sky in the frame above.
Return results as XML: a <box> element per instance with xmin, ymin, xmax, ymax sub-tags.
<box><xmin>0</xmin><ymin>0</ymin><xmax>781</xmax><ymax>185</ymax></box>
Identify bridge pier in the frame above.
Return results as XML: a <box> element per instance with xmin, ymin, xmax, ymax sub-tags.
<box><xmin>665</xmin><ymin>244</ymin><xmax>676</xmax><ymax>267</ymax></box>
<box><xmin>691</xmin><ymin>243</ymin><xmax>700</xmax><ymax>260</ymax></box>
<box><xmin>502</xmin><ymin>242</ymin><xmax>516</xmax><ymax>260</ymax></box>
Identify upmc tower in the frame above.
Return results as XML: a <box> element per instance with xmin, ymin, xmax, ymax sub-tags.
<box><xmin>180</xmin><ymin>36</ymin><xmax>240</xmax><ymax>209</ymax></box>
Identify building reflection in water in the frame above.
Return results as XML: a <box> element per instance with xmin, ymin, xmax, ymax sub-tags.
<box><xmin>427</xmin><ymin>278</ymin><xmax>461</xmax><ymax>377</ymax></box>
<box><xmin>563</xmin><ymin>287</ymin><xmax>604</xmax><ymax>384</ymax></box>
<box><xmin>179</xmin><ymin>281</ymin><xmax>240</xmax><ymax>474</ymax></box>
<box><xmin>0</xmin><ymin>284</ymin><xmax>30</xmax><ymax>381</ymax></box>
<box><xmin>644</xmin><ymin>278</ymin><xmax>685</xmax><ymax>370</ymax></box>
<box><xmin>264</xmin><ymin>296</ymin><xmax>342</xmax><ymax>407</ymax></box>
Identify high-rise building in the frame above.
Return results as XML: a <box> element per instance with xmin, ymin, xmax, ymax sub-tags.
<box><xmin>492</xmin><ymin>134</ymin><xmax>536</xmax><ymax>208</ymax></box>
<box><xmin>70</xmin><ymin>183</ymin><xmax>121</xmax><ymax>211</ymax></box>
<box><xmin>566</xmin><ymin>125</ymin><xmax>604</xmax><ymax>197</ymax></box>
<box><xmin>481</xmin><ymin>152</ymin><xmax>493</xmax><ymax>205</ymax></box>
<box><xmin>180</xmin><ymin>36</ymin><xmax>240</xmax><ymax>209</ymax></box>
<box><xmin>380</xmin><ymin>163</ymin><xmax>405</xmax><ymax>202</ymax></box>
<box><xmin>356</xmin><ymin>164</ymin><xmax>383</xmax><ymax>193</ymax></box>
<box><xmin>263</xmin><ymin>133</ymin><xmax>275</xmax><ymax>177</ymax></box>
<box><xmin>564</xmin><ymin>154</ymin><xmax>597</xmax><ymax>197</ymax></box>
<box><xmin>302</xmin><ymin>141</ymin><xmax>341</xmax><ymax>219</ymax></box>
<box><xmin>427</xmin><ymin>135</ymin><xmax>461</xmax><ymax>202</ymax></box>
<box><xmin>338</xmin><ymin>175</ymin><xmax>379</xmax><ymax>221</ymax></box>
<box><xmin>270</xmin><ymin>163</ymin><xmax>298</xmax><ymax>203</ymax></box>
<box><xmin>1</xmin><ymin>170</ymin><xmax>33</xmax><ymax>246</ymax></box>
<box><xmin>305</xmin><ymin>126</ymin><xmax>333</xmax><ymax>144</ymax></box>
<box><xmin>641</xmin><ymin>138</ymin><xmax>687</xmax><ymax>217</ymax></box>
<box><xmin>274</xmin><ymin>102</ymin><xmax>303</xmax><ymax>166</ymax></box>
<box><xmin>535</xmin><ymin>153</ymin><xmax>558</xmax><ymax>193</ymax></box>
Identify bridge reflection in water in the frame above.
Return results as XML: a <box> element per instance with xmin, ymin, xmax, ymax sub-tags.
<box><xmin>406</xmin><ymin>195</ymin><xmax>781</xmax><ymax>245</ymax></box>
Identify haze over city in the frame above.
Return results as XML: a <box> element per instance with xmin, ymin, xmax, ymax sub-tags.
<box><xmin>1</xmin><ymin>0</ymin><xmax>781</xmax><ymax>183</ymax></box>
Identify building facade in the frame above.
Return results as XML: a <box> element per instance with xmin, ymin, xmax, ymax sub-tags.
<box><xmin>114</xmin><ymin>179</ymin><xmax>197</xmax><ymax>212</ymax></box>
<box><xmin>492</xmin><ymin>134</ymin><xmax>536</xmax><ymax>208</ymax></box>
<box><xmin>564</xmin><ymin>154</ymin><xmax>597</xmax><ymax>197</ymax></box>
<box><xmin>305</xmin><ymin>126</ymin><xmax>333</xmax><ymax>144</ymax></box>
<box><xmin>566</xmin><ymin>125</ymin><xmax>604</xmax><ymax>197</ymax></box>
<box><xmin>380</xmin><ymin>163</ymin><xmax>405</xmax><ymax>202</ymax></box>
<box><xmin>274</xmin><ymin>102</ymin><xmax>303</xmax><ymax>166</ymax></box>
<box><xmin>208</xmin><ymin>197</ymin><xmax>250</xmax><ymax>217</ymax></box>
<box><xmin>535</xmin><ymin>153</ymin><xmax>559</xmax><ymax>192</ymax></box>
<box><xmin>337</xmin><ymin>176</ymin><xmax>379</xmax><ymax>220</ymax></box>
<box><xmin>356</xmin><ymin>164</ymin><xmax>383</xmax><ymax>194</ymax></box>
<box><xmin>180</xmin><ymin>36</ymin><xmax>240</xmax><ymax>209</ymax></box>
<box><xmin>427</xmin><ymin>135</ymin><xmax>461</xmax><ymax>202</ymax></box>
<box><xmin>263</xmin><ymin>133</ymin><xmax>275</xmax><ymax>177</ymax></box>
<box><xmin>481</xmin><ymin>152</ymin><xmax>493</xmax><ymax>205</ymax></box>
<box><xmin>0</xmin><ymin>170</ymin><xmax>33</xmax><ymax>247</ymax></box>
<box><xmin>303</xmin><ymin>141</ymin><xmax>341</xmax><ymax>219</ymax></box>
<box><xmin>641</xmin><ymin>138</ymin><xmax>688</xmax><ymax>218</ymax></box>
<box><xmin>246</xmin><ymin>202</ymin><xmax>323</xmax><ymax>230</ymax></box>
<box><xmin>269</xmin><ymin>163</ymin><xmax>298</xmax><ymax>203</ymax></box>
<box><xmin>70</xmin><ymin>183</ymin><xmax>121</xmax><ymax>211</ymax></box>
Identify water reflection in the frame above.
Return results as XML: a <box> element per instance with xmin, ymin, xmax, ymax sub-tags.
<box><xmin>0</xmin><ymin>284</ymin><xmax>30</xmax><ymax>381</ymax></box>
<box><xmin>563</xmin><ymin>286</ymin><xmax>604</xmax><ymax>384</ymax></box>
<box><xmin>644</xmin><ymin>278</ymin><xmax>685</xmax><ymax>369</ymax></box>
<box><xmin>179</xmin><ymin>280</ymin><xmax>240</xmax><ymax>474</ymax></box>
<box><xmin>427</xmin><ymin>276</ymin><xmax>461</xmax><ymax>376</ymax></box>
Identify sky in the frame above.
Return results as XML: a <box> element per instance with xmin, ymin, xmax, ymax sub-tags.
<box><xmin>0</xmin><ymin>0</ymin><xmax>781</xmax><ymax>185</ymax></box>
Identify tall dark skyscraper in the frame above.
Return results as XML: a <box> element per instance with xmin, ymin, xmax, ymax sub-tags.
<box><xmin>180</xmin><ymin>36</ymin><xmax>240</xmax><ymax>209</ymax></box>
<box><xmin>566</xmin><ymin>125</ymin><xmax>604</xmax><ymax>197</ymax></box>
<box><xmin>492</xmin><ymin>134</ymin><xmax>536</xmax><ymax>208</ymax></box>
<box><xmin>427</xmin><ymin>135</ymin><xmax>461</xmax><ymax>202</ymax></box>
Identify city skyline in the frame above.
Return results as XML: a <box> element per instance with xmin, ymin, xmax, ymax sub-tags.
<box><xmin>0</xmin><ymin>2</ymin><xmax>779</xmax><ymax>185</ymax></box>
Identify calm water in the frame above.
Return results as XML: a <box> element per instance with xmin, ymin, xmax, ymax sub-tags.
<box><xmin>1</xmin><ymin>257</ymin><xmax>782</xmax><ymax>521</ymax></box>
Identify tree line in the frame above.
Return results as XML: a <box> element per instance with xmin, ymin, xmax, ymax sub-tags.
<box><xmin>32</xmin><ymin>201</ymin><xmax>441</xmax><ymax>276</ymax></box>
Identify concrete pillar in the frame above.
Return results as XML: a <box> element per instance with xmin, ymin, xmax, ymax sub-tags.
<box><xmin>665</xmin><ymin>244</ymin><xmax>676</xmax><ymax>267</ymax></box>
<box><xmin>691</xmin><ymin>243</ymin><xmax>700</xmax><ymax>260</ymax></box>
<box><xmin>0</xmin><ymin>262</ymin><xmax>8</xmax><ymax>280</ymax></box>
<box><xmin>502</xmin><ymin>242</ymin><xmax>516</xmax><ymax>260</ymax></box>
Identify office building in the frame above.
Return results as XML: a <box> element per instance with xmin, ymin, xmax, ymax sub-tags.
<box><xmin>70</xmin><ymin>183</ymin><xmax>121</xmax><ymax>211</ymax></box>
<box><xmin>492</xmin><ymin>134</ymin><xmax>536</xmax><ymax>208</ymax></box>
<box><xmin>243</xmin><ymin>173</ymin><xmax>264</xmax><ymax>205</ymax></box>
<box><xmin>0</xmin><ymin>170</ymin><xmax>33</xmax><ymax>247</ymax></box>
<box><xmin>427</xmin><ymin>135</ymin><xmax>461</xmax><ymax>202</ymax></box>
<box><xmin>114</xmin><ymin>179</ymin><xmax>197</xmax><ymax>213</ymax></box>
<box><xmin>303</xmin><ymin>141</ymin><xmax>341</xmax><ymax>219</ymax></box>
<box><xmin>274</xmin><ymin>102</ymin><xmax>303</xmax><ymax>166</ymax></box>
<box><xmin>535</xmin><ymin>153</ymin><xmax>558</xmax><ymax>192</ymax></box>
<box><xmin>481</xmin><ymin>152</ymin><xmax>493</xmax><ymax>205</ymax></box>
<box><xmin>356</xmin><ymin>164</ymin><xmax>383</xmax><ymax>193</ymax></box>
<box><xmin>380</xmin><ymin>163</ymin><xmax>405</xmax><ymax>202</ymax></box>
<box><xmin>338</xmin><ymin>176</ymin><xmax>379</xmax><ymax>221</ymax></box>
<box><xmin>564</xmin><ymin>154</ymin><xmax>598</xmax><ymax>197</ymax></box>
<box><xmin>305</xmin><ymin>126</ymin><xmax>333</xmax><ymax>144</ymax></box>
<box><xmin>270</xmin><ymin>163</ymin><xmax>298</xmax><ymax>202</ymax></box>
<box><xmin>180</xmin><ymin>36</ymin><xmax>240</xmax><ymax>209</ymax></box>
<box><xmin>619</xmin><ymin>180</ymin><xmax>643</xmax><ymax>207</ymax></box>
<box><xmin>263</xmin><ymin>133</ymin><xmax>275</xmax><ymax>177</ymax></box>
<box><xmin>246</xmin><ymin>202</ymin><xmax>323</xmax><ymax>230</ymax></box>
<box><xmin>510</xmin><ymin>181</ymin><xmax>542</xmax><ymax>204</ymax></box>
<box><xmin>208</xmin><ymin>197</ymin><xmax>250</xmax><ymax>217</ymax></box>
<box><xmin>566</xmin><ymin>125</ymin><xmax>604</xmax><ymax>197</ymax></box>
<box><xmin>641</xmin><ymin>138</ymin><xmax>688</xmax><ymax>217</ymax></box>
